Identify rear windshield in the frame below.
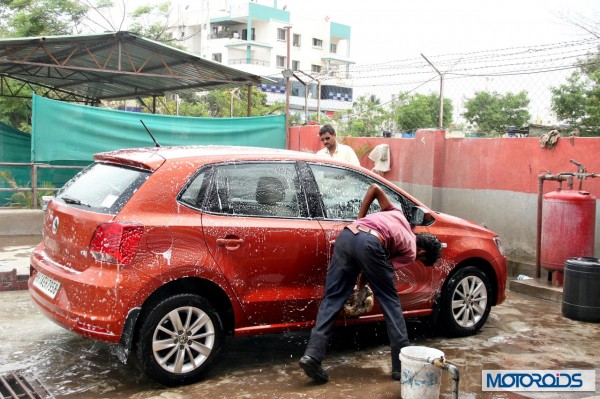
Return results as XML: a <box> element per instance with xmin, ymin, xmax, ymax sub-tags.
<box><xmin>55</xmin><ymin>163</ymin><xmax>150</xmax><ymax>215</ymax></box>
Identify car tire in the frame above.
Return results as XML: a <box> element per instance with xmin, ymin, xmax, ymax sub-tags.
<box><xmin>438</xmin><ymin>266</ymin><xmax>492</xmax><ymax>337</ymax></box>
<box><xmin>134</xmin><ymin>293</ymin><xmax>223</xmax><ymax>386</ymax></box>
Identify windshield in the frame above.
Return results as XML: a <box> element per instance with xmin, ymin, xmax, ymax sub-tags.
<box><xmin>56</xmin><ymin>163</ymin><xmax>150</xmax><ymax>215</ymax></box>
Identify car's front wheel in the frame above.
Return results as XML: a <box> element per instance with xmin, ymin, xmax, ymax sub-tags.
<box><xmin>438</xmin><ymin>266</ymin><xmax>492</xmax><ymax>337</ymax></box>
<box><xmin>135</xmin><ymin>293</ymin><xmax>223</xmax><ymax>386</ymax></box>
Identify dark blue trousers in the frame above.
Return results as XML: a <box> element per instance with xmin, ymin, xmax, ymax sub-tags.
<box><xmin>304</xmin><ymin>228</ymin><xmax>410</xmax><ymax>371</ymax></box>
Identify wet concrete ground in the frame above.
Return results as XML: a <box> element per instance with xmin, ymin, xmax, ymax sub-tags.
<box><xmin>1</xmin><ymin>289</ymin><xmax>600</xmax><ymax>398</ymax></box>
<box><xmin>1</xmin><ymin>235</ymin><xmax>600</xmax><ymax>398</ymax></box>
<box><xmin>0</xmin><ymin>235</ymin><xmax>39</xmax><ymax>276</ymax></box>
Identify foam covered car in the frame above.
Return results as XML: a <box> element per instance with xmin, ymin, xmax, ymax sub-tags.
<box><xmin>29</xmin><ymin>145</ymin><xmax>507</xmax><ymax>386</ymax></box>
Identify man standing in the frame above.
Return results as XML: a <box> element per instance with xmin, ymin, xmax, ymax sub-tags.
<box><xmin>299</xmin><ymin>183</ymin><xmax>442</xmax><ymax>383</ymax></box>
<box><xmin>317</xmin><ymin>124</ymin><xmax>360</xmax><ymax>166</ymax></box>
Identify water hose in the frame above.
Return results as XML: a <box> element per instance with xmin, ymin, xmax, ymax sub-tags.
<box><xmin>428</xmin><ymin>356</ymin><xmax>460</xmax><ymax>399</ymax></box>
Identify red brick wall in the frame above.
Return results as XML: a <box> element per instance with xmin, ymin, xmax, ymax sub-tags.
<box><xmin>289</xmin><ymin>126</ymin><xmax>600</xmax><ymax>196</ymax></box>
<box><xmin>289</xmin><ymin>126</ymin><xmax>600</xmax><ymax>258</ymax></box>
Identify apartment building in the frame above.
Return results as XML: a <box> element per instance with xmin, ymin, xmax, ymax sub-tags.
<box><xmin>171</xmin><ymin>0</ymin><xmax>354</xmax><ymax>121</ymax></box>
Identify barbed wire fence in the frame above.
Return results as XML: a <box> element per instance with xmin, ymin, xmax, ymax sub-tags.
<box><xmin>266</xmin><ymin>37</ymin><xmax>600</xmax><ymax>137</ymax></box>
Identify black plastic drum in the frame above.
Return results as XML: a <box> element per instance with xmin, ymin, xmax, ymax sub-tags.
<box><xmin>562</xmin><ymin>257</ymin><xmax>600</xmax><ymax>322</ymax></box>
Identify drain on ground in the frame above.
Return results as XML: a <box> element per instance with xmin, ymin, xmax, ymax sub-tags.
<box><xmin>0</xmin><ymin>371</ymin><xmax>53</xmax><ymax>399</ymax></box>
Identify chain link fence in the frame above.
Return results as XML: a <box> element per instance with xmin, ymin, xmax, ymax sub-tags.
<box><xmin>266</xmin><ymin>38</ymin><xmax>600</xmax><ymax>137</ymax></box>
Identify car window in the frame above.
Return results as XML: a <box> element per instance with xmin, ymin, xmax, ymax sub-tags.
<box><xmin>200</xmin><ymin>162</ymin><xmax>304</xmax><ymax>218</ymax></box>
<box><xmin>179</xmin><ymin>169</ymin><xmax>209</xmax><ymax>209</ymax></box>
<box><xmin>55</xmin><ymin>163</ymin><xmax>150</xmax><ymax>215</ymax></box>
<box><xmin>308</xmin><ymin>164</ymin><xmax>415</xmax><ymax>220</ymax></box>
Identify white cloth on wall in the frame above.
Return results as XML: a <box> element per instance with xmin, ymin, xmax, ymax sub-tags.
<box><xmin>368</xmin><ymin>144</ymin><xmax>391</xmax><ymax>173</ymax></box>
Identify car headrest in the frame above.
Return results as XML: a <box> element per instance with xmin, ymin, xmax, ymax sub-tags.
<box><xmin>256</xmin><ymin>176</ymin><xmax>285</xmax><ymax>205</ymax></box>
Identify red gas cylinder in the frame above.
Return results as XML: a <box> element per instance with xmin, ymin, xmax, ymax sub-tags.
<box><xmin>541</xmin><ymin>189</ymin><xmax>596</xmax><ymax>285</ymax></box>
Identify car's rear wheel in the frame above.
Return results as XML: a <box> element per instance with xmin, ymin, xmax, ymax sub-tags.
<box><xmin>438</xmin><ymin>266</ymin><xmax>492</xmax><ymax>337</ymax></box>
<box><xmin>135</xmin><ymin>293</ymin><xmax>223</xmax><ymax>386</ymax></box>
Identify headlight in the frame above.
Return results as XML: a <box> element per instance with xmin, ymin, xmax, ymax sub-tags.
<box><xmin>493</xmin><ymin>236</ymin><xmax>506</xmax><ymax>257</ymax></box>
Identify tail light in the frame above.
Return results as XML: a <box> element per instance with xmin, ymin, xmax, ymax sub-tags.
<box><xmin>89</xmin><ymin>223</ymin><xmax>144</xmax><ymax>265</ymax></box>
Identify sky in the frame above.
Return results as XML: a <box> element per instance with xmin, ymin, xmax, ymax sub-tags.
<box><xmin>120</xmin><ymin>0</ymin><xmax>600</xmax><ymax>124</ymax></box>
<box><xmin>277</xmin><ymin>0</ymin><xmax>599</xmax><ymax>63</ymax></box>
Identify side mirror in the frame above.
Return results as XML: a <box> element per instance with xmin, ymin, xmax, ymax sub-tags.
<box><xmin>410</xmin><ymin>206</ymin><xmax>429</xmax><ymax>226</ymax></box>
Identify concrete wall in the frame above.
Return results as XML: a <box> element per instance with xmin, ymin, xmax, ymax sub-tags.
<box><xmin>289</xmin><ymin>126</ymin><xmax>600</xmax><ymax>259</ymax></box>
<box><xmin>0</xmin><ymin>210</ymin><xmax>44</xmax><ymax>236</ymax></box>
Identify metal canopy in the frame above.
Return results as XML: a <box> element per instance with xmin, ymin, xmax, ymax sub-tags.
<box><xmin>0</xmin><ymin>31</ymin><xmax>266</xmax><ymax>103</ymax></box>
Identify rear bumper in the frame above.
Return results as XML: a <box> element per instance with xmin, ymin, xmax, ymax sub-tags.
<box><xmin>29</xmin><ymin>247</ymin><xmax>143</xmax><ymax>343</ymax></box>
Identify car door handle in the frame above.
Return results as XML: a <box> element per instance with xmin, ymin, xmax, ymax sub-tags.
<box><xmin>216</xmin><ymin>238</ymin><xmax>244</xmax><ymax>249</ymax></box>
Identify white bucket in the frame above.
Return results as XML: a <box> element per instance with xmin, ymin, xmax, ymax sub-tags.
<box><xmin>399</xmin><ymin>346</ymin><xmax>445</xmax><ymax>399</ymax></box>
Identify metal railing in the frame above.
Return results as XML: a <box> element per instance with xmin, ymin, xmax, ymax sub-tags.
<box><xmin>0</xmin><ymin>162</ymin><xmax>84</xmax><ymax>208</ymax></box>
<box><xmin>228</xmin><ymin>58</ymin><xmax>270</xmax><ymax>67</ymax></box>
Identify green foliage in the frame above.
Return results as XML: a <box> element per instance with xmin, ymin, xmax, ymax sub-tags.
<box><xmin>344</xmin><ymin>95</ymin><xmax>388</xmax><ymax>137</ymax></box>
<box><xmin>288</xmin><ymin>112</ymin><xmax>303</xmax><ymax>127</ymax></box>
<box><xmin>200</xmin><ymin>87</ymin><xmax>283</xmax><ymax>118</ymax></box>
<box><xmin>393</xmin><ymin>92</ymin><xmax>453</xmax><ymax>133</ymax></box>
<box><xmin>0</xmin><ymin>82</ymin><xmax>33</xmax><ymax>133</ymax></box>
<box><xmin>0</xmin><ymin>0</ymin><xmax>88</xmax><ymax>36</ymax></box>
<box><xmin>139</xmin><ymin>87</ymin><xmax>284</xmax><ymax>118</ymax></box>
<box><xmin>550</xmin><ymin>72</ymin><xmax>588</xmax><ymax>125</ymax></box>
<box><xmin>550</xmin><ymin>66</ymin><xmax>600</xmax><ymax>136</ymax></box>
<box><xmin>0</xmin><ymin>171</ymin><xmax>54</xmax><ymax>208</ymax></box>
<box><xmin>127</xmin><ymin>2</ymin><xmax>185</xmax><ymax>49</ymax></box>
<box><xmin>0</xmin><ymin>0</ymin><xmax>90</xmax><ymax>130</ymax></box>
<box><xmin>462</xmin><ymin>91</ymin><xmax>531</xmax><ymax>136</ymax></box>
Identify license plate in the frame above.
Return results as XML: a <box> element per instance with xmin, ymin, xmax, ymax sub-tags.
<box><xmin>33</xmin><ymin>272</ymin><xmax>61</xmax><ymax>299</ymax></box>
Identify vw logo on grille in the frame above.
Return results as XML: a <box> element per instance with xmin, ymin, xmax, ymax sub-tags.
<box><xmin>52</xmin><ymin>216</ymin><xmax>59</xmax><ymax>235</ymax></box>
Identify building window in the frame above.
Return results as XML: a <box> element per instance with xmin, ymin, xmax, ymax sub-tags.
<box><xmin>330</xmin><ymin>43</ymin><xmax>337</xmax><ymax>54</ymax></box>
<box><xmin>292</xmin><ymin>60</ymin><xmax>300</xmax><ymax>71</ymax></box>
<box><xmin>277</xmin><ymin>28</ymin><xmax>286</xmax><ymax>41</ymax></box>
<box><xmin>312</xmin><ymin>38</ymin><xmax>323</xmax><ymax>48</ymax></box>
<box><xmin>242</xmin><ymin>28</ymin><xmax>255</xmax><ymax>41</ymax></box>
<box><xmin>293</xmin><ymin>34</ymin><xmax>301</xmax><ymax>47</ymax></box>
<box><xmin>212</xmin><ymin>53</ymin><xmax>222</xmax><ymax>63</ymax></box>
<box><xmin>276</xmin><ymin>55</ymin><xmax>286</xmax><ymax>68</ymax></box>
<box><xmin>311</xmin><ymin>64</ymin><xmax>322</xmax><ymax>73</ymax></box>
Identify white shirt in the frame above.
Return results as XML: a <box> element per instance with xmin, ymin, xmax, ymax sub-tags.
<box><xmin>317</xmin><ymin>142</ymin><xmax>360</xmax><ymax>166</ymax></box>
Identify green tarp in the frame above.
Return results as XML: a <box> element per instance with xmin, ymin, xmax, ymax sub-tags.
<box><xmin>0</xmin><ymin>121</ymin><xmax>30</xmax><ymax>162</ymax></box>
<box><xmin>0</xmin><ymin>122</ymin><xmax>31</xmax><ymax>204</ymax></box>
<box><xmin>31</xmin><ymin>95</ymin><xmax>286</xmax><ymax>163</ymax></box>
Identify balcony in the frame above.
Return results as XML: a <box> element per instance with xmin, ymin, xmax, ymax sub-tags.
<box><xmin>229</xmin><ymin>58</ymin><xmax>270</xmax><ymax>67</ymax></box>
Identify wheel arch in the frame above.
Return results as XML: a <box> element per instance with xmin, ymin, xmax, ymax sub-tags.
<box><xmin>432</xmin><ymin>257</ymin><xmax>499</xmax><ymax>320</ymax></box>
<box><xmin>142</xmin><ymin>277</ymin><xmax>234</xmax><ymax>333</ymax></box>
<box><xmin>119</xmin><ymin>277</ymin><xmax>235</xmax><ymax>357</ymax></box>
<box><xmin>453</xmin><ymin>257</ymin><xmax>499</xmax><ymax>306</ymax></box>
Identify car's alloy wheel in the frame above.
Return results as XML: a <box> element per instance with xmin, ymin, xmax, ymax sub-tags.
<box><xmin>135</xmin><ymin>294</ymin><xmax>223</xmax><ymax>386</ymax></box>
<box><xmin>439</xmin><ymin>266</ymin><xmax>492</xmax><ymax>336</ymax></box>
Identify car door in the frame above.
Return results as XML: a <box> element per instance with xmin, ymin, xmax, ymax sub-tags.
<box><xmin>306</xmin><ymin>163</ymin><xmax>437</xmax><ymax>312</ymax></box>
<box><xmin>199</xmin><ymin>162</ymin><xmax>330</xmax><ymax>326</ymax></box>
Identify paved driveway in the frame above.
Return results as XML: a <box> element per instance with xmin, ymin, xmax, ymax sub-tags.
<box><xmin>1</xmin><ymin>288</ymin><xmax>599</xmax><ymax>399</ymax></box>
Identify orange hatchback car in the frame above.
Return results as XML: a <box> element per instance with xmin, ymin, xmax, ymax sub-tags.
<box><xmin>29</xmin><ymin>145</ymin><xmax>507</xmax><ymax>386</ymax></box>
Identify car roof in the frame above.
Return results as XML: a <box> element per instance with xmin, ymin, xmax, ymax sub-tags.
<box><xmin>94</xmin><ymin>145</ymin><xmax>355</xmax><ymax>171</ymax></box>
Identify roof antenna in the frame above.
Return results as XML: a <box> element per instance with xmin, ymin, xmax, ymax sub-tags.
<box><xmin>140</xmin><ymin>119</ymin><xmax>161</xmax><ymax>147</ymax></box>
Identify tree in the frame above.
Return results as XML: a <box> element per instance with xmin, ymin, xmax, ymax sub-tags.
<box><xmin>0</xmin><ymin>0</ymin><xmax>88</xmax><ymax>37</ymax></box>
<box><xmin>0</xmin><ymin>93</ymin><xmax>32</xmax><ymax>133</ymax></box>
<box><xmin>462</xmin><ymin>91</ymin><xmax>531</xmax><ymax>135</ymax></box>
<box><xmin>0</xmin><ymin>0</ymin><xmax>91</xmax><ymax>131</ymax></box>
<box><xmin>550</xmin><ymin>72</ymin><xmax>588</xmax><ymax>126</ymax></box>
<box><xmin>344</xmin><ymin>95</ymin><xmax>388</xmax><ymax>137</ymax></box>
<box><xmin>550</xmin><ymin>58</ymin><xmax>600</xmax><ymax>136</ymax></box>
<box><xmin>142</xmin><ymin>87</ymin><xmax>284</xmax><ymax>118</ymax></box>
<box><xmin>128</xmin><ymin>2</ymin><xmax>179</xmax><ymax>45</ymax></box>
<box><xmin>393</xmin><ymin>92</ymin><xmax>453</xmax><ymax>133</ymax></box>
